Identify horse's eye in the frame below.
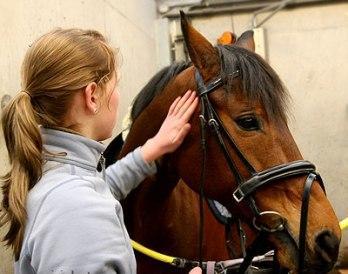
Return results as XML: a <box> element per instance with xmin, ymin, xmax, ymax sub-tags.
<box><xmin>235</xmin><ymin>116</ymin><xmax>260</xmax><ymax>131</ymax></box>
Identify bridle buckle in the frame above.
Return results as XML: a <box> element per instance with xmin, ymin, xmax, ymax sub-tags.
<box><xmin>233</xmin><ymin>189</ymin><xmax>245</xmax><ymax>203</ymax></box>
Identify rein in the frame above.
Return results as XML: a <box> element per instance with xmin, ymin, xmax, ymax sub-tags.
<box><xmin>194</xmin><ymin>68</ymin><xmax>325</xmax><ymax>274</ymax></box>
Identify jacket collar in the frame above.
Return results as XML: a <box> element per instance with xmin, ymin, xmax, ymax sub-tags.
<box><xmin>41</xmin><ymin>127</ymin><xmax>105</xmax><ymax>170</ymax></box>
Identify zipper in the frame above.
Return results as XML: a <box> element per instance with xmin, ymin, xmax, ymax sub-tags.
<box><xmin>99</xmin><ymin>153</ymin><xmax>106</xmax><ymax>179</ymax></box>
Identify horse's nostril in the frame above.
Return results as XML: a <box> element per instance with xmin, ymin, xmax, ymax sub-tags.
<box><xmin>314</xmin><ymin>230</ymin><xmax>339</xmax><ymax>268</ymax></box>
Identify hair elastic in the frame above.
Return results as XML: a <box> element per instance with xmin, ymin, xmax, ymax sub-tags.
<box><xmin>21</xmin><ymin>90</ymin><xmax>32</xmax><ymax>99</ymax></box>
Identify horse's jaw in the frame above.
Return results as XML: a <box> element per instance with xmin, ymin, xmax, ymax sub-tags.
<box><xmin>268</xmin><ymin>230</ymin><xmax>299</xmax><ymax>273</ymax></box>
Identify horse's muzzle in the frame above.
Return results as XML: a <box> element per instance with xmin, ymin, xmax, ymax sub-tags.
<box><xmin>312</xmin><ymin>230</ymin><xmax>340</xmax><ymax>273</ymax></box>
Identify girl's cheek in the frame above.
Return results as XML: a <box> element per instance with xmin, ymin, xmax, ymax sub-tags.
<box><xmin>115</xmin><ymin>90</ymin><xmax>120</xmax><ymax>108</ymax></box>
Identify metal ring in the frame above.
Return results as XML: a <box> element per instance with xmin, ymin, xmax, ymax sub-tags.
<box><xmin>208</xmin><ymin>118</ymin><xmax>218</xmax><ymax>127</ymax></box>
<box><xmin>199</xmin><ymin>114</ymin><xmax>206</xmax><ymax>123</ymax></box>
<box><xmin>253</xmin><ymin>211</ymin><xmax>285</xmax><ymax>233</ymax></box>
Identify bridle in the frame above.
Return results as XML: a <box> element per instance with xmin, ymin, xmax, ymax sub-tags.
<box><xmin>195</xmin><ymin>68</ymin><xmax>326</xmax><ymax>273</ymax></box>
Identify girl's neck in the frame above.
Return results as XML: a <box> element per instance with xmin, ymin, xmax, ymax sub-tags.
<box><xmin>44</xmin><ymin>125</ymin><xmax>82</xmax><ymax>136</ymax></box>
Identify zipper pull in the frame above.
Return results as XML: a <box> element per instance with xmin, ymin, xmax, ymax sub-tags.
<box><xmin>100</xmin><ymin>153</ymin><xmax>106</xmax><ymax>179</ymax></box>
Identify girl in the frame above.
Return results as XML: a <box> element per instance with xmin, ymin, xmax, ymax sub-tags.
<box><xmin>1</xmin><ymin>28</ymin><xmax>200</xmax><ymax>274</ymax></box>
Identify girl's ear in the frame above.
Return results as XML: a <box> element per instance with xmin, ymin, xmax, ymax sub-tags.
<box><xmin>83</xmin><ymin>82</ymin><xmax>99</xmax><ymax>114</ymax></box>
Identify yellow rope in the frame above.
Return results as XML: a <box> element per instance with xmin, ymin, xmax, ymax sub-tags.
<box><xmin>340</xmin><ymin>217</ymin><xmax>348</xmax><ymax>230</ymax></box>
<box><xmin>131</xmin><ymin>217</ymin><xmax>348</xmax><ymax>266</ymax></box>
<box><xmin>131</xmin><ymin>240</ymin><xmax>176</xmax><ymax>264</ymax></box>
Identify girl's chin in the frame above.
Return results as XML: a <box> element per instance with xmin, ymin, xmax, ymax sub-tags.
<box><xmin>95</xmin><ymin>132</ymin><xmax>113</xmax><ymax>142</ymax></box>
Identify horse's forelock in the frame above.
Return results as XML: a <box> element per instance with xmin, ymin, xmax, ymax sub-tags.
<box><xmin>130</xmin><ymin>62</ymin><xmax>191</xmax><ymax>122</ymax></box>
<box><xmin>217</xmin><ymin>45</ymin><xmax>290</xmax><ymax>122</ymax></box>
<box><xmin>131</xmin><ymin>47</ymin><xmax>289</xmax><ymax>124</ymax></box>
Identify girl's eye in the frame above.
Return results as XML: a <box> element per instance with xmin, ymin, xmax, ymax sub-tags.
<box><xmin>235</xmin><ymin>116</ymin><xmax>261</xmax><ymax>131</ymax></box>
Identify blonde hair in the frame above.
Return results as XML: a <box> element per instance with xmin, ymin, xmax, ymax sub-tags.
<box><xmin>0</xmin><ymin>28</ymin><xmax>116</xmax><ymax>259</ymax></box>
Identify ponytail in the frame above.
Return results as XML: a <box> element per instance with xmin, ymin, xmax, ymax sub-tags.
<box><xmin>1</xmin><ymin>91</ymin><xmax>43</xmax><ymax>259</ymax></box>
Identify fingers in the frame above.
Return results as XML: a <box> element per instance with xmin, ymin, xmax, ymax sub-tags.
<box><xmin>176</xmin><ymin>91</ymin><xmax>197</xmax><ymax>118</ymax></box>
<box><xmin>181</xmin><ymin>97</ymin><xmax>199</xmax><ymax>122</ymax></box>
<box><xmin>172</xmin><ymin>90</ymin><xmax>193</xmax><ymax>115</ymax></box>
<box><xmin>159</xmin><ymin>89</ymin><xmax>198</xmax><ymax>155</ymax></box>
<box><xmin>168</xmin><ymin>96</ymin><xmax>181</xmax><ymax>116</ymax></box>
<box><xmin>189</xmin><ymin>267</ymin><xmax>202</xmax><ymax>274</ymax></box>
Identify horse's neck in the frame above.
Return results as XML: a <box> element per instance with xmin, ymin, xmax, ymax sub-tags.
<box><xmin>120</xmin><ymin>97</ymin><xmax>170</xmax><ymax>158</ymax></box>
<box><xmin>121</xmin><ymin>139</ymin><xmax>255</xmax><ymax>265</ymax></box>
<box><xmin>124</xmin><ymin>174</ymin><xmax>235</xmax><ymax>261</ymax></box>
<box><xmin>124</xmin><ymin>177</ymin><xmax>195</xmax><ymax>247</ymax></box>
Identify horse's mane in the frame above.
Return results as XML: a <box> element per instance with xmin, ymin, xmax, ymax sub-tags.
<box><xmin>131</xmin><ymin>45</ymin><xmax>289</xmax><ymax>122</ymax></box>
<box><xmin>217</xmin><ymin>45</ymin><xmax>289</xmax><ymax>122</ymax></box>
<box><xmin>131</xmin><ymin>62</ymin><xmax>191</xmax><ymax>121</ymax></box>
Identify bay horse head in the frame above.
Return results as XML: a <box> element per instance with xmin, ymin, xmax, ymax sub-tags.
<box><xmin>119</xmin><ymin>12</ymin><xmax>341</xmax><ymax>273</ymax></box>
<box><xmin>178</xmin><ymin>12</ymin><xmax>341</xmax><ymax>273</ymax></box>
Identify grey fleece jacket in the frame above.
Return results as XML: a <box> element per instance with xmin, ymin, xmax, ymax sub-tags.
<box><xmin>15</xmin><ymin>128</ymin><xmax>157</xmax><ymax>274</ymax></box>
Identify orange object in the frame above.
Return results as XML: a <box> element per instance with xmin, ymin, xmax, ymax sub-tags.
<box><xmin>217</xmin><ymin>31</ymin><xmax>237</xmax><ymax>45</ymax></box>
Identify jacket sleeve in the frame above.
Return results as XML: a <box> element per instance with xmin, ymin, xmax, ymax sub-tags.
<box><xmin>27</xmin><ymin>181</ymin><xmax>135</xmax><ymax>274</ymax></box>
<box><xmin>105</xmin><ymin>147</ymin><xmax>157</xmax><ymax>200</ymax></box>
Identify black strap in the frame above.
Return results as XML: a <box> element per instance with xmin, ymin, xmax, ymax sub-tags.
<box><xmin>195</xmin><ymin>70</ymin><xmax>224</xmax><ymax>97</ymax></box>
<box><xmin>199</xmin><ymin>97</ymin><xmax>207</xmax><ymax>267</ymax></box>
<box><xmin>196</xmin><ymin>69</ymin><xmax>256</xmax><ymax>186</ymax></box>
<box><xmin>208</xmin><ymin>104</ymin><xmax>256</xmax><ymax>175</ymax></box>
<box><xmin>298</xmin><ymin>173</ymin><xmax>316</xmax><ymax>273</ymax></box>
<box><xmin>238</xmin><ymin>233</ymin><xmax>268</xmax><ymax>274</ymax></box>
<box><xmin>233</xmin><ymin>161</ymin><xmax>318</xmax><ymax>202</ymax></box>
<box><xmin>207</xmin><ymin>110</ymin><xmax>245</xmax><ymax>184</ymax></box>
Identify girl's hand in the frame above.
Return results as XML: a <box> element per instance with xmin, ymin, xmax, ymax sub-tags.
<box><xmin>141</xmin><ymin>90</ymin><xmax>198</xmax><ymax>163</ymax></box>
<box><xmin>189</xmin><ymin>267</ymin><xmax>202</xmax><ymax>274</ymax></box>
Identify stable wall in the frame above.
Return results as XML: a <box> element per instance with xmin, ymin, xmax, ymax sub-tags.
<box><xmin>0</xmin><ymin>0</ymin><xmax>157</xmax><ymax>273</ymax></box>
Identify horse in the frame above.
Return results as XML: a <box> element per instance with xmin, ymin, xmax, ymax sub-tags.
<box><xmin>104</xmin><ymin>13</ymin><xmax>341</xmax><ymax>274</ymax></box>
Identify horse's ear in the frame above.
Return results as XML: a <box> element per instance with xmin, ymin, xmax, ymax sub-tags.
<box><xmin>180</xmin><ymin>11</ymin><xmax>220</xmax><ymax>78</ymax></box>
<box><xmin>235</xmin><ymin>30</ymin><xmax>255</xmax><ymax>52</ymax></box>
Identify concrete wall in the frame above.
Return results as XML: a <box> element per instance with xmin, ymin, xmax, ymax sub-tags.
<box><xmin>0</xmin><ymin>0</ymin><xmax>157</xmax><ymax>272</ymax></box>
